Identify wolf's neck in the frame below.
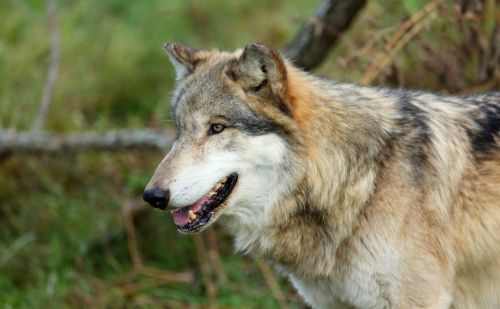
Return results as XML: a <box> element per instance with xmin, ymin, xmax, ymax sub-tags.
<box><xmin>286</xmin><ymin>66</ymin><xmax>394</xmax><ymax>210</ymax></box>
<box><xmin>226</xmin><ymin>69</ymin><xmax>397</xmax><ymax>276</ymax></box>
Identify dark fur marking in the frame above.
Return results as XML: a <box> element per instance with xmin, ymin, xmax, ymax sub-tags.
<box><xmin>260</xmin><ymin>63</ymin><xmax>268</xmax><ymax>74</ymax></box>
<box><xmin>377</xmin><ymin>133</ymin><xmax>398</xmax><ymax>170</ymax></box>
<box><xmin>274</xmin><ymin>97</ymin><xmax>293</xmax><ymax>118</ymax></box>
<box><xmin>249</xmin><ymin>79</ymin><xmax>268</xmax><ymax>92</ymax></box>
<box><xmin>226</xmin><ymin>69</ymin><xmax>237</xmax><ymax>81</ymax></box>
<box><xmin>231</xmin><ymin>111</ymin><xmax>290</xmax><ymax>140</ymax></box>
<box><xmin>466</xmin><ymin>100</ymin><xmax>500</xmax><ymax>156</ymax></box>
<box><xmin>397</xmin><ymin>92</ymin><xmax>433</xmax><ymax>183</ymax></box>
<box><xmin>293</xmin><ymin>202</ymin><xmax>327</xmax><ymax>229</ymax></box>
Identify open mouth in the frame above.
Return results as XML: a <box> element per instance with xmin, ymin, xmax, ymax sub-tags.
<box><xmin>171</xmin><ymin>173</ymin><xmax>238</xmax><ymax>233</ymax></box>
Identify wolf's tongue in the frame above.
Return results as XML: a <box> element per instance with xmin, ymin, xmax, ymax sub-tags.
<box><xmin>172</xmin><ymin>194</ymin><xmax>211</xmax><ymax>226</ymax></box>
<box><xmin>172</xmin><ymin>208</ymin><xmax>190</xmax><ymax>226</ymax></box>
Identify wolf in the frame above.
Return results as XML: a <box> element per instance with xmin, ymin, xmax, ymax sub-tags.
<box><xmin>143</xmin><ymin>42</ymin><xmax>500</xmax><ymax>309</ymax></box>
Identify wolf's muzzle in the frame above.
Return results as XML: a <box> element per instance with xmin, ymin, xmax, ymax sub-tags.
<box><xmin>143</xmin><ymin>188</ymin><xmax>169</xmax><ymax>210</ymax></box>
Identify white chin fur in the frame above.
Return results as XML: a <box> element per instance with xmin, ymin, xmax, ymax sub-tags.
<box><xmin>168</xmin><ymin>133</ymin><xmax>289</xmax><ymax>222</ymax></box>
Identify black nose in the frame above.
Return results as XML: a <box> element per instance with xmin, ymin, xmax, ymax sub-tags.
<box><xmin>143</xmin><ymin>188</ymin><xmax>169</xmax><ymax>210</ymax></box>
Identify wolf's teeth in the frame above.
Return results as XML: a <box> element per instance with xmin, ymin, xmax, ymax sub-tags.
<box><xmin>221</xmin><ymin>176</ymin><xmax>228</xmax><ymax>183</ymax></box>
<box><xmin>208</xmin><ymin>191</ymin><xmax>216</xmax><ymax>197</ymax></box>
<box><xmin>188</xmin><ymin>210</ymin><xmax>197</xmax><ymax>220</ymax></box>
<box><xmin>214</xmin><ymin>183</ymin><xmax>222</xmax><ymax>190</ymax></box>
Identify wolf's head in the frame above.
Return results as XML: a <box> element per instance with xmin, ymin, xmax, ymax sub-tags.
<box><xmin>143</xmin><ymin>43</ymin><xmax>304</xmax><ymax>233</ymax></box>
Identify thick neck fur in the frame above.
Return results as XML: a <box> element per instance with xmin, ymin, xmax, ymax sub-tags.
<box><xmin>223</xmin><ymin>65</ymin><xmax>399</xmax><ymax>277</ymax></box>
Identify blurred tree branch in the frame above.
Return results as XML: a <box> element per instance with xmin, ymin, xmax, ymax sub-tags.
<box><xmin>283</xmin><ymin>0</ymin><xmax>367</xmax><ymax>70</ymax></box>
<box><xmin>0</xmin><ymin>129</ymin><xmax>174</xmax><ymax>155</ymax></box>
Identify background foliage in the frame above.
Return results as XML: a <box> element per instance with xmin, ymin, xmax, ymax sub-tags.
<box><xmin>0</xmin><ymin>0</ymin><xmax>498</xmax><ymax>308</ymax></box>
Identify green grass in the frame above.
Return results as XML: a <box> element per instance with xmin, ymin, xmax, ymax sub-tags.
<box><xmin>0</xmin><ymin>0</ymin><xmax>497</xmax><ymax>307</ymax></box>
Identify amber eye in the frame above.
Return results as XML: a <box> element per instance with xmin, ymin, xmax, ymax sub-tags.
<box><xmin>208</xmin><ymin>123</ymin><xmax>226</xmax><ymax>135</ymax></box>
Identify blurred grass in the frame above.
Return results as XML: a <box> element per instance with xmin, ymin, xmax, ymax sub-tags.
<box><xmin>0</xmin><ymin>0</ymin><xmax>314</xmax><ymax>307</ymax></box>
<box><xmin>0</xmin><ymin>0</ymin><xmax>314</xmax><ymax>131</ymax></box>
<box><xmin>0</xmin><ymin>0</ymin><xmax>498</xmax><ymax>308</ymax></box>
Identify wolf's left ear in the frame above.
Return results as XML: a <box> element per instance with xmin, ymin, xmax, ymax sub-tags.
<box><xmin>163</xmin><ymin>42</ymin><xmax>209</xmax><ymax>80</ymax></box>
<box><xmin>233</xmin><ymin>43</ymin><xmax>288</xmax><ymax>101</ymax></box>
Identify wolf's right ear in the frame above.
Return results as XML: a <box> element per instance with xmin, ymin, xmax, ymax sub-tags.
<box><xmin>232</xmin><ymin>44</ymin><xmax>288</xmax><ymax>99</ymax></box>
<box><xmin>227</xmin><ymin>44</ymin><xmax>291</xmax><ymax>115</ymax></box>
<box><xmin>163</xmin><ymin>42</ymin><xmax>209</xmax><ymax>80</ymax></box>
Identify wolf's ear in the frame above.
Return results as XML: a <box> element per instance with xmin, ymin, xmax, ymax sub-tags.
<box><xmin>232</xmin><ymin>43</ymin><xmax>288</xmax><ymax>100</ymax></box>
<box><xmin>163</xmin><ymin>42</ymin><xmax>209</xmax><ymax>80</ymax></box>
